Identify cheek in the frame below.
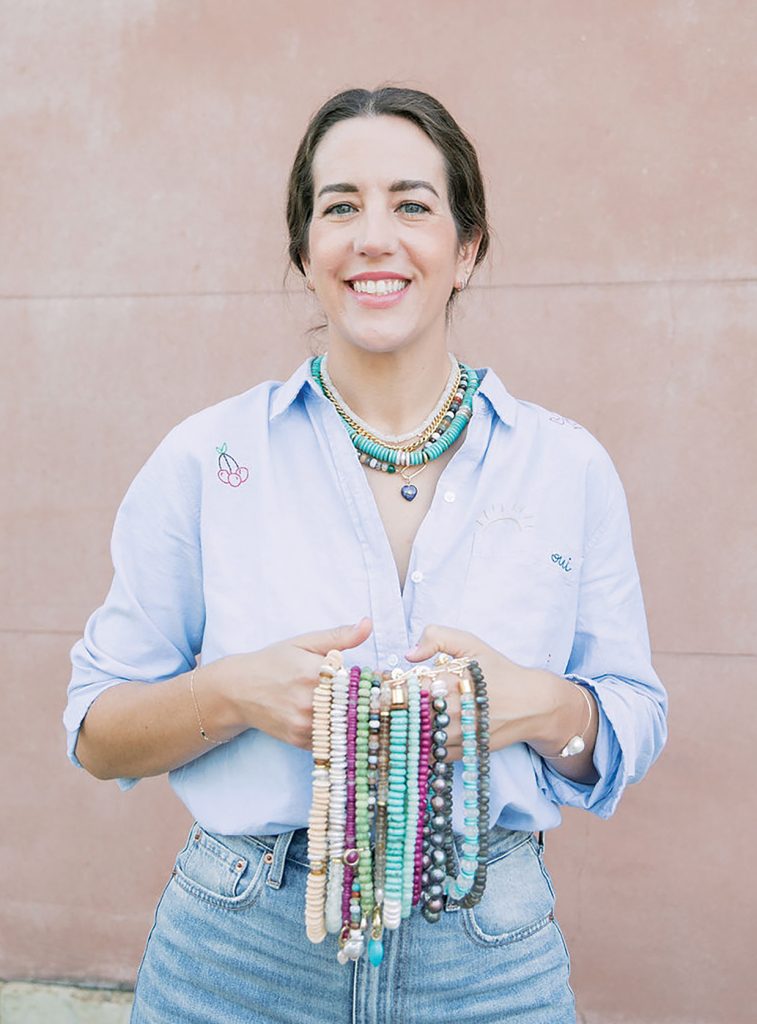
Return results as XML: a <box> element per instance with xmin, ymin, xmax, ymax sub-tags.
<box><xmin>307</xmin><ymin>225</ymin><xmax>345</xmax><ymax>276</ymax></box>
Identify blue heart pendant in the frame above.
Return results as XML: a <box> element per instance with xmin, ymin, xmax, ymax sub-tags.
<box><xmin>401</xmin><ymin>484</ymin><xmax>418</xmax><ymax>501</ymax></box>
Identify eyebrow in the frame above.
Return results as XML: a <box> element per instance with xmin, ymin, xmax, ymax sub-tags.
<box><xmin>316</xmin><ymin>179</ymin><xmax>440</xmax><ymax>199</ymax></box>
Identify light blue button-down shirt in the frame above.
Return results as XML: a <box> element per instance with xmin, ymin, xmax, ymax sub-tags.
<box><xmin>65</xmin><ymin>357</ymin><xmax>667</xmax><ymax>835</ymax></box>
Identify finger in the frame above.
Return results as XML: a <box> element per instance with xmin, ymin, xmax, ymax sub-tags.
<box><xmin>295</xmin><ymin>616</ymin><xmax>373</xmax><ymax>657</ymax></box>
<box><xmin>405</xmin><ymin>624</ymin><xmax>477</xmax><ymax>663</ymax></box>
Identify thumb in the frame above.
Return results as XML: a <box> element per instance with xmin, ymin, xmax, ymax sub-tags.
<box><xmin>296</xmin><ymin>616</ymin><xmax>373</xmax><ymax>657</ymax></box>
<box><xmin>405</xmin><ymin>624</ymin><xmax>476</xmax><ymax>663</ymax></box>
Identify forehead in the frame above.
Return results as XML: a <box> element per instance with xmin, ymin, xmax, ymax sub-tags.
<box><xmin>312</xmin><ymin>115</ymin><xmax>447</xmax><ymax>193</ymax></box>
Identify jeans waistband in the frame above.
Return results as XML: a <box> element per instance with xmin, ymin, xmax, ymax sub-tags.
<box><xmin>233</xmin><ymin>824</ymin><xmax>539</xmax><ymax>892</ymax></box>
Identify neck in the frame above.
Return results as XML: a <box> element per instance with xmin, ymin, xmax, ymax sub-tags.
<box><xmin>323</xmin><ymin>342</ymin><xmax>456</xmax><ymax>437</ymax></box>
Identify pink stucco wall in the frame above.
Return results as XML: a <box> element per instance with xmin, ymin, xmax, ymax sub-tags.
<box><xmin>1</xmin><ymin>4</ymin><xmax>755</xmax><ymax>1021</ymax></box>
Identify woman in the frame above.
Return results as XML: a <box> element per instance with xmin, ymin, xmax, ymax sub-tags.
<box><xmin>65</xmin><ymin>87</ymin><xmax>667</xmax><ymax>1023</ymax></box>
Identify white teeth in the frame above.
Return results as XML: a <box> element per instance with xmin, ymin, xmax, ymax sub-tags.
<box><xmin>351</xmin><ymin>279</ymin><xmax>409</xmax><ymax>295</ymax></box>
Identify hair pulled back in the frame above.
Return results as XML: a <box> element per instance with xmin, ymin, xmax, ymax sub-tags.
<box><xmin>287</xmin><ymin>87</ymin><xmax>489</xmax><ymax>285</ymax></box>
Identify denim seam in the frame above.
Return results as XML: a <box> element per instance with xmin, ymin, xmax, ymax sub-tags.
<box><xmin>172</xmin><ymin>857</ymin><xmax>268</xmax><ymax>910</ymax></box>
<box><xmin>462</xmin><ymin>907</ymin><xmax>555</xmax><ymax>948</ymax></box>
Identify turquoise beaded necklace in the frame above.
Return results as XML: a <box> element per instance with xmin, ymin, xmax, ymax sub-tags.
<box><xmin>310</xmin><ymin>355</ymin><xmax>481</xmax><ymax>501</ymax></box>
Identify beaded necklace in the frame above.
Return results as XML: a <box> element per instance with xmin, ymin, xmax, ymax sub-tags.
<box><xmin>311</xmin><ymin>355</ymin><xmax>481</xmax><ymax>501</ymax></box>
<box><xmin>319</xmin><ymin>352</ymin><xmax>459</xmax><ymax>445</ymax></box>
<box><xmin>337</xmin><ymin>665</ymin><xmax>361</xmax><ymax>962</ymax></box>
<box><xmin>413</xmin><ymin>687</ymin><xmax>432</xmax><ymax>907</ymax></box>
<box><xmin>325</xmin><ymin>665</ymin><xmax>349</xmax><ymax>934</ymax></box>
<box><xmin>401</xmin><ymin>671</ymin><xmax>421</xmax><ymax>919</ymax></box>
<box><xmin>355</xmin><ymin>668</ymin><xmax>375</xmax><ymax>918</ymax></box>
<box><xmin>459</xmin><ymin>660</ymin><xmax>490</xmax><ymax>909</ymax></box>
<box><xmin>421</xmin><ymin>676</ymin><xmax>453</xmax><ymax>922</ymax></box>
<box><xmin>305</xmin><ymin>653</ymin><xmax>338</xmax><ymax>943</ymax></box>
<box><xmin>382</xmin><ymin>679</ymin><xmax>409</xmax><ymax>931</ymax></box>
<box><xmin>447</xmin><ymin>671</ymin><xmax>480</xmax><ymax>902</ymax></box>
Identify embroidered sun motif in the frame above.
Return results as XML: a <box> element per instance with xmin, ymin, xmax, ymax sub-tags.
<box><xmin>476</xmin><ymin>503</ymin><xmax>535</xmax><ymax>533</ymax></box>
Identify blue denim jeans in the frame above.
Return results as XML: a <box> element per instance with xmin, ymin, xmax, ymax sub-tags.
<box><xmin>131</xmin><ymin>823</ymin><xmax>575</xmax><ymax>1023</ymax></box>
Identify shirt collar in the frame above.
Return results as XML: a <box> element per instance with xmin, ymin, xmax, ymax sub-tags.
<box><xmin>474</xmin><ymin>365</ymin><xmax>519</xmax><ymax>427</ymax></box>
<box><xmin>269</xmin><ymin>357</ymin><xmax>321</xmax><ymax>420</ymax></box>
<box><xmin>269</xmin><ymin>356</ymin><xmax>519</xmax><ymax>428</ymax></box>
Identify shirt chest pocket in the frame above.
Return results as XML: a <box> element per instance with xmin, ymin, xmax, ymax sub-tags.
<box><xmin>459</xmin><ymin>513</ymin><xmax>582</xmax><ymax>672</ymax></box>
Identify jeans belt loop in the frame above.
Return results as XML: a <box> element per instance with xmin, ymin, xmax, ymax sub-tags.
<box><xmin>266</xmin><ymin>830</ymin><xmax>295</xmax><ymax>889</ymax></box>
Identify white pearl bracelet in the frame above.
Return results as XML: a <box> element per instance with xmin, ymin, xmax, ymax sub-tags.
<box><xmin>543</xmin><ymin>682</ymin><xmax>593</xmax><ymax>759</ymax></box>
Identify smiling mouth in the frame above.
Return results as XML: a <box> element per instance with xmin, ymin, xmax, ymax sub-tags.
<box><xmin>347</xmin><ymin>279</ymin><xmax>410</xmax><ymax>295</ymax></box>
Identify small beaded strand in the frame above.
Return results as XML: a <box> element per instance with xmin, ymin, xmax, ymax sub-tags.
<box><xmin>401</xmin><ymin>672</ymin><xmax>421</xmax><ymax>919</ymax></box>
<box><xmin>447</xmin><ymin>669</ymin><xmax>480</xmax><ymax>902</ymax></box>
<box><xmin>355</xmin><ymin>667</ymin><xmax>375</xmax><ymax>917</ymax></box>
<box><xmin>460</xmin><ymin>660</ymin><xmax>491</xmax><ymax>909</ymax></box>
<box><xmin>340</xmin><ymin>666</ymin><xmax>361</xmax><ymax>933</ymax></box>
<box><xmin>421</xmin><ymin>677</ymin><xmax>452</xmax><ymax>923</ymax></box>
<box><xmin>413</xmin><ymin>687</ymin><xmax>432</xmax><ymax>906</ymax></box>
<box><xmin>325</xmin><ymin>665</ymin><xmax>349</xmax><ymax>933</ymax></box>
<box><xmin>383</xmin><ymin>680</ymin><xmax>408</xmax><ymax>930</ymax></box>
<box><xmin>305</xmin><ymin>652</ymin><xmax>339</xmax><ymax>943</ymax></box>
<box><xmin>367</xmin><ymin>673</ymin><xmax>382</xmax><ymax>820</ymax></box>
<box><xmin>372</xmin><ymin>675</ymin><xmax>392</xmax><ymax>906</ymax></box>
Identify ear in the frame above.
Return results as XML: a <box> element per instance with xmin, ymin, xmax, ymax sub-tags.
<box><xmin>456</xmin><ymin>228</ymin><xmax>483</xmax><ymax>279</ymax></box>
<box><xmin>300</xmin><ymin>255</ymin><xmax>315</xmax><ymax>292</ymax></box>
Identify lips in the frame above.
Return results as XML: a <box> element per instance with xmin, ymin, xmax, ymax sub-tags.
<box><xmin>344</xmin><ymin>271</ymin><xmax>410</xmax><ymax>300</ymax></box>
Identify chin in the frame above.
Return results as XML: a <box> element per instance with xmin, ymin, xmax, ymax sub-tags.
<box><xmin>338</xmin><ymin>323</ymin><xmax>427</xmax><ymax>356</ymax></box>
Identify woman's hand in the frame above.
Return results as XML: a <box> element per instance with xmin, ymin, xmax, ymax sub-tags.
<box><xmin>405</xmin><ymin>624</ymin><xmax>571</xmax><ymax>759</ymax></box>
<box><xmin>208</xmin><ymin>617</ymin><xmax>373</xmax><ymax>750</ymax></box>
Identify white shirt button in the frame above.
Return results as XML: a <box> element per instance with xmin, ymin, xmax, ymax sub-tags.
<box><xmin>410</xmin><ymin>570</ymin><xmax>424</xmax><ymax>584</ymax></box>
<box><xmin>387</xmin><ymin>653</ymin><xmax>399</xmax><ymax>667</ymax></box>
<box><xmin>443</xmin><ymin>490</ymin><xmax>456</xmax><ymax>503</ymax></box>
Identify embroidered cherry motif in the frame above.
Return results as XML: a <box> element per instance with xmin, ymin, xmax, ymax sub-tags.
<box><xmin>216</xmin><ymin>443</ymin><xmax>249</xmax><ymax>487</ymax></box>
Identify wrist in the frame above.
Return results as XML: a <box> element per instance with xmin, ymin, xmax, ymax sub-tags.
<box><xmin>193</xmin><ymin>656</ymin><xmax>250</xmax><ymax>742</ymax></box>
<box><xmin>525</xmin><ymin>670</ymin><xmax>591</xmax><ymax>756</ymax></box>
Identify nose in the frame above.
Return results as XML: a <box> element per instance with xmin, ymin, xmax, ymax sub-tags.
<box><xmin>353</xmin><ymin>203</ymin><xmax>399</xmax><ymax>258</ymax></box>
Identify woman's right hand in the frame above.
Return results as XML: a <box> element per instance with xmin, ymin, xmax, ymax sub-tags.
<box><xmin>208</xmin><ymin>616</ymin><xmax>374</xmax><ymax>749</ymax></box>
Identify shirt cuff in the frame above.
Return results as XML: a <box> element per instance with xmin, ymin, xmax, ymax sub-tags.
<box><xmin>63</xmin><ymin>680</ymin><xmax>140</xmax><ymax>791</ymax></box>
<box><xmin>533</xmin><ymin>675</ymin><xmax>625</xmax><ymax>819</ymax></box>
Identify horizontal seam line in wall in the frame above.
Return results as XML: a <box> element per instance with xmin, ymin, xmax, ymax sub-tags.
<box><xmin>652</xmin><ymin>649</ymin><xmax>756</xmax><ymax>659</ymax></box>
<box><xmin>0</xmin><ymin>629</ymin><xmax>754</xmax><ymax>658</ymax></box>
<box><xmin>1</xmin><ymin>277</ymin><xmax>756</xmax><ymax>302</ymax></box>
<box><xmin>0</xmin><ymin>628</ymin><xmax>81</xmax><ymax>637</ymax></box>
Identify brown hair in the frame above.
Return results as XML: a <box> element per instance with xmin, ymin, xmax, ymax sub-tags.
<box><xmin>286</xmin><ymin>86</ymin><xmax>489</xmax><ymax>296</ymax></box>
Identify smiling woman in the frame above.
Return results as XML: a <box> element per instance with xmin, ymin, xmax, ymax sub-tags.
<box><xmin>65</xmin><ymin>86</ymin><xmax>667</xmax><ymax>1024</ymax></box>
<box><xmin>302</xmin><ymin>115</ymin><xmax>476</xmax><ymax>357</ymax></box>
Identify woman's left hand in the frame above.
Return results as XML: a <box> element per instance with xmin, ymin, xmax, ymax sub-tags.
<box><xmin>405</xmin><ymin>624</ymin><xmax>559</xmax><ymax>760</ymax></box>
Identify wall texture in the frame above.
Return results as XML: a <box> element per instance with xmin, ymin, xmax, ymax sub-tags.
<box><xmin>1</xmin><ymin>3</ymin><xmax>755</xmax><ymax>1022</ymax></box>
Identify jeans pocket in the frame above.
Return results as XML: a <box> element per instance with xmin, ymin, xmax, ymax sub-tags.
<box><xmin>172</xmin><ymin>824</ymin><xmax>268</xmax><ymax>910</ymax></box>
<box><xmin>462</xmin><ymin>834</ymin><xmax>555</xmax><ymax>947</ymax></box>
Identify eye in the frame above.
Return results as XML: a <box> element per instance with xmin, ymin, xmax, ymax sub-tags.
<box><xmin>324</xmin><ymin>202</ymin><xmax>357</xmax><ymax>216</ymax></box>
<box><xmin>398</xmin><ymin>201</ymin><xmax>429</xmax><ymax>215</ymax></box>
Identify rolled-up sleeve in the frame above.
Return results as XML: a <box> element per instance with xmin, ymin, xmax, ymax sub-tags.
<box><xmin>64</xmin><ymin>426</ymin><xmax>205</xmax><ymax>789</ymax></box>
<box><xmin>535</xmin><ymin>464</ymin><xmax>668</xmax><ymax>818</ymax></box>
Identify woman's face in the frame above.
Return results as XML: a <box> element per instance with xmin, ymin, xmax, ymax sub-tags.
<box><xmin>303</xmin><ymin>115</ymin><xmax>478</xmax><ymax>357</ymax></box>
